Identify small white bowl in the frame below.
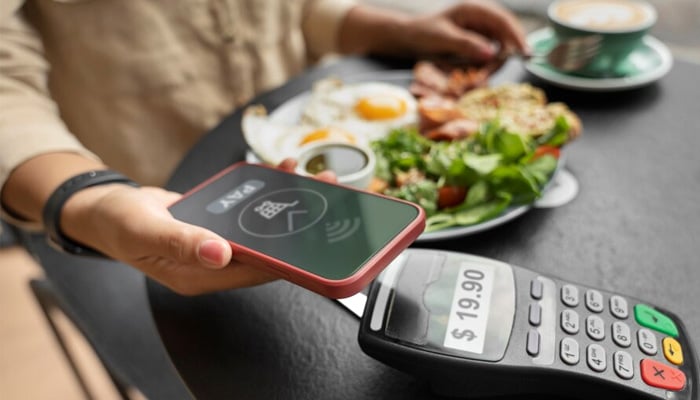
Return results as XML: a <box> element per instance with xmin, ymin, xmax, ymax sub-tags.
<box><xmin>295</xmin><ymin>142</ymin><xmax>376</xmax><ymax>189</ymax></box>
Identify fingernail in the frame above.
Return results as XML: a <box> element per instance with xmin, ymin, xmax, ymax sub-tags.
<box><xmin>480</xmin><ymin>44</ymin><xmax>496</xmax><ymax>59</ymax></box>
<box><xmin>482</xmin><ymin>49</ymin><xmax>495</xmax><ymax>59</ymax></box>
<box><xmin>198</xmin><ymin>239</ymin><xmax>226</xmax><ymax>267</ymax></box>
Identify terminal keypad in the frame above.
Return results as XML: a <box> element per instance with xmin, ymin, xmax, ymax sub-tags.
<box><xmin>526</xmin><ymin>276</ymin><xmax>689</xmax><ymax>393</ymax></box>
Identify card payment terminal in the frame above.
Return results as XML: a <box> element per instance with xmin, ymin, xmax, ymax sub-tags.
<box><xmin>348</xmin><ymin>249</ymin><xmax>698</xmax><ymax>399</ymax></box>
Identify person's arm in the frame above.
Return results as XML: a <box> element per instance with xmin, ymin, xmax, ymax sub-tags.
<box><xmin>0</xmin><ymin>6</ymin><xmax>105</xmax><ymax>225</ymax></box>
<box><xmin>0</xmin><ymin>5</ymin><xmax>102</xmax><ymax>221</ymax></box>
<box><xmin>2</xmin><ymin>152</ymin><xmax>281</xmax><ymax>294</ymax></box>
<box><xmin>337</xmin><ymin>0</ymin><xmax>529</xmax><ymax>65</ymax></box>
<box><xmin>0</xmin><ymin>8</ymin><xmax>276</xmax><ymax>295</ymax></box>
<box><xmin>2</xmin><ymin>153</ymin><xmax>104</xmax><ymax>224</ymax></box>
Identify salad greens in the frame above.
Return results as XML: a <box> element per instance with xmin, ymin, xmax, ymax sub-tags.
<box><xmin>371</xmin><ymin>117</ymin><xmax>570</xmax><ymax>232</ymax></box>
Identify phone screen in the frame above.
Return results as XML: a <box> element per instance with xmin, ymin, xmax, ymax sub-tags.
<box><xmin>169</xmin><ymin>163</ymin><xmax>422</xmax><ymax>281</ymax></box>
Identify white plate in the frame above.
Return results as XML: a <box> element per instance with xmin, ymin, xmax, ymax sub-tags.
<box><xmin>524</xmin><ymin>28</ymin><xmax>673</xmax><ymax>92</ymax></box>
<box><xmin>418</xmin><ymin>163</ymin><xmax>576</xmax><ymax>242</ymax></box>
<box><xmin>245</xmin><ymin>70</ymin><xmax>571</xmax><ymax>242</ymax></box>
<box><xmin>417</xmin><ymin>204</ymin><xmax>532</xmax><ymax>242</ymax></box>
<box><xmin>268</xmin><ymin>91</ymin><xmax>311</xmax><ymax>125</ymax></box>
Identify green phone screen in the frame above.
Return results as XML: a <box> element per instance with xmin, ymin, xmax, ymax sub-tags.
<box><xmin>169</xmin><ymin>164</ymin><xmax>421</xmax><ymax>280</ymax></box>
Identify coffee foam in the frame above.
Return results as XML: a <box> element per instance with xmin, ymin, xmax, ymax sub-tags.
<box><xmin>551</xmin><ymin>0</ymin><xmax>656</xmax><ymax>32</ymax></box>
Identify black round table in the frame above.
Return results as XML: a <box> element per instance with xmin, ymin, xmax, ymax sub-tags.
<box><xmin>149</xmin><ymin>56</ymin><xmax>700</xmax><ymax>399</ymax></box>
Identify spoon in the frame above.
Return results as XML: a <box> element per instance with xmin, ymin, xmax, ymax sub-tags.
<box><xmin>522</xmin><ymin>34</ymin><xmax>603</xmax><ymax>72</ymax></box>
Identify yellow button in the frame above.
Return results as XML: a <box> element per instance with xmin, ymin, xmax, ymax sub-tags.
<box><xmin>663</xmin><ymin>337</ymin><xmax>684</xmax><ymax>365</ymax></box>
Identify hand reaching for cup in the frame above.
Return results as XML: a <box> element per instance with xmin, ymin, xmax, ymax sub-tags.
<box><xmin>340</xmin><ymin>0</ymin><xmax>530</xmax><ymax>72</ymax></box>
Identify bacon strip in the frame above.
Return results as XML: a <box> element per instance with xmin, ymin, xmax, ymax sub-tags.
<box><xmin>446</xmin><ymin>68</ymin><xmax>490</xmax><ymax>98</ymax></box>
<box><xmin>424</xmin><ymin>118</ymin><xmax>480</xmax><ymax>141</ymax></box>
<box><xmin>417</xmin><ymin>95</ymin><xmax>463</xmax><ymax>131</ymax></box>
<box><xmin>410</xmin><ymin>61</ymin><xmax>450</xmax><ymax>98</ymax></box>
<box><xmin>410</xmin><ymin>61</ymin><xmax>490</xmax><ymax>99</ymax></box>
<box><xmin>411</xmin><ymin>60</ymin><xmax>490</xmax><ymax>141</ymax></box>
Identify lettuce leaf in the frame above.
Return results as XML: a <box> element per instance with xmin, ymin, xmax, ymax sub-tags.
<box><xmin>372</xmin><ymin>121</ymin><xmax>562</xmax><ymax>230</ymax></box>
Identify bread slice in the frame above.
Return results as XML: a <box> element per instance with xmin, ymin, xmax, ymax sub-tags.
<box><xmin>456</xmin><ymin>83</ymin><xmax>581</xmax><ymax>140</ymax></box>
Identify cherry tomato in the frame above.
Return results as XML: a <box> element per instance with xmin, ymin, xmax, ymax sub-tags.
<box><xmin>437</xmin><ymin>186</ymin><xmax>467</xmax><ymax>209</ymax></box>
<box><xmin>533</xmin><ymin>145</ymin><xmax>561</xmax><ymax>160</ymax></box>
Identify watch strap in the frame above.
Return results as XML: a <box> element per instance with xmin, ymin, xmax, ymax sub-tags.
<box><xmin>42</xmin><ymin>170</ymin><xmax>139</xmax><ymax>257</ymax></box>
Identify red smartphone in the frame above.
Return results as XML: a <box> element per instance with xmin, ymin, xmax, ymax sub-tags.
<box><xmin>168</xmin><ymin>162</ymin><xmax>425</xmax><ymax>298</ymax></box>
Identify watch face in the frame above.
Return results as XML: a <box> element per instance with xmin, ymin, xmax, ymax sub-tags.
<box><xmin>170</xmin><ymin>164</ymin><xmax>422</xmax><ymax>281</ymax></box>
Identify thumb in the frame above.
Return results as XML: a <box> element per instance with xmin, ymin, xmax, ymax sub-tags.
<box><xmin>196</xmin><ymin>236</ymin><xmax>232</xmax><ymax>268</ymax></box>
<box><xmin>149</xmin><ymin>220</ymin><xmax>232</xmax><ymax>269</ymax></box>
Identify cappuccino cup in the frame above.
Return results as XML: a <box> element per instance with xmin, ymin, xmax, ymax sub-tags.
<box><xmin>547</xmin><ymin>0</ymin><xmax>657</xmax><ymax>77</ymax></box>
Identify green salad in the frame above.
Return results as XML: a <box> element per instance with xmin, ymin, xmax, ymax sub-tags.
<box><xmin>371</xmin><ymin>116</ymin><xmax>571</xmax><ymax>232</ymax></box>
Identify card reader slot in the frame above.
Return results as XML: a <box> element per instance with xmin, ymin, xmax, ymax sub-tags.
<box><xmin>385</xmin><ymin>252</ymin><xmax>445</xmax><ymax>345</ymax></box>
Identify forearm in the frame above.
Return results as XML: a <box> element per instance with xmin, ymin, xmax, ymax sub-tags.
<box><xmin>1</xmin><ymin>152</ymin><xmax>107</xmax><ymax>224</ymax></box>
<box><xmin>1</xmin><ymin>10</ymin><xmax>105</xmax><ymax>228</ymax></box>
<box><xmin>338</xmin><ymin>4</ymin><xmax>413</xmax><ymax>56</ymax></box>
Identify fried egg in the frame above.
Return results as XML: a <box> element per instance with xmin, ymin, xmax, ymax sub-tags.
<box><xmin>242</xmin><ymin>105</ymin><xmax>367</xmax><ymax>165</ymax></box>
<box><xmin>299</xmin><ymin>79</ymin><xmax>418</xmax><ymax>141</ymax></box>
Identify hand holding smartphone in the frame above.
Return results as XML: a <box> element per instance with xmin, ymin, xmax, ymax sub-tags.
<box><xmin>168</xmin><ymin>163</ymin><xmax>425</xmax><ymax>298</ymax></box>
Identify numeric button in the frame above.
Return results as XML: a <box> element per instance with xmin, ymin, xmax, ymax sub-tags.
<box><xmin>561</xmin><ymin>309</ymin><xmax>580</xmax><ymax>334</ymax></box>
<box><xmin>560</xmin><ymin>338</ymin><xmax>580</xmax><ymax>365</ymax></box>
<box><xmin>610</xmin><ymin>295</ymin><xmax>629</xmax><ymax>319</ymax></box>
<box><xmin>585</xmin><ymin>289</ymin><xmax>604</xmax><ymax>313</ymax></box>
<box><xmin>586</xmin><ymin>315</ymin><xmax>605</xmax><ymax>341</ymax></box>
<box><xmin>613</xmin><ymin>351</ymin><xmax>634</xmax><ymax>380</ymax></box>
<box><xmin>561</xmin><ymin>284</ymin><xmax>579</xmax><ymax>307</ymax></box>
<box><xmin>587</xmin><ymin>344</ymin><xmax>607</xmax><ymax>372</ymax></box>
<box><xmin>638</xmin><ymin>328</ymin><xmax>658</xmax><ymax>355</ymax></box>
<box><xmin>612</xmin><ymin>321</ymin><xmax>632</xmax><ymax>348</ymax></box>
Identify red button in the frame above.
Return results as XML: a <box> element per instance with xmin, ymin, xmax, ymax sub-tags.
<box><xmin>640</xmin><ymin>359</ymin><xmax>686</xmax><ymax>391</ymax></box>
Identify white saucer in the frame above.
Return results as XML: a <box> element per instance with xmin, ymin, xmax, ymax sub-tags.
<box><xmin>524</xmin><ymin>28</ymin><xmax>673</xmax><ymax>92</ymax></box>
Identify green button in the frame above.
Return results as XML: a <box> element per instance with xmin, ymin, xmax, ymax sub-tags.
<box><xmin>634</xmin><ymin>304</ymin><xmax>679</xmax><ymax>337</ymax></box>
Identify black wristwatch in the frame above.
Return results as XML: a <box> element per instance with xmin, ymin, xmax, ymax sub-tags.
<box><xmin>42</xmin><ymin>170</ymin><xmax>139</xmax><ymax>257</ymax></box>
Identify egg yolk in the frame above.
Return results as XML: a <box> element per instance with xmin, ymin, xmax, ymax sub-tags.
<box><xmin>300</xmin><ymin>128</ymin><xmax>356</xmax><ymax>146</ymax></box>
<box><xmin>354</xmin><ymin>95</ymin><xmax>407</xmax><ymax>120</ymax></box>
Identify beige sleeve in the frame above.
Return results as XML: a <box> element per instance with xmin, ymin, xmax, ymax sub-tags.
<box><xmin>301</xmin><ymin>0</ymin><xmax>357</xmax><ymax>58</ymax></box>
<box><xmin>0</xmin><ymin>6</ymin><xmax>100</xmax><ymax>228</ymax></box>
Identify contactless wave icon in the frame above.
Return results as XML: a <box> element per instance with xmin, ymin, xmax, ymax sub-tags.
<box><xmin>325</xmin><ymin>218</ymin><xmax>361</xmax><ymax>243</ymax></box>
